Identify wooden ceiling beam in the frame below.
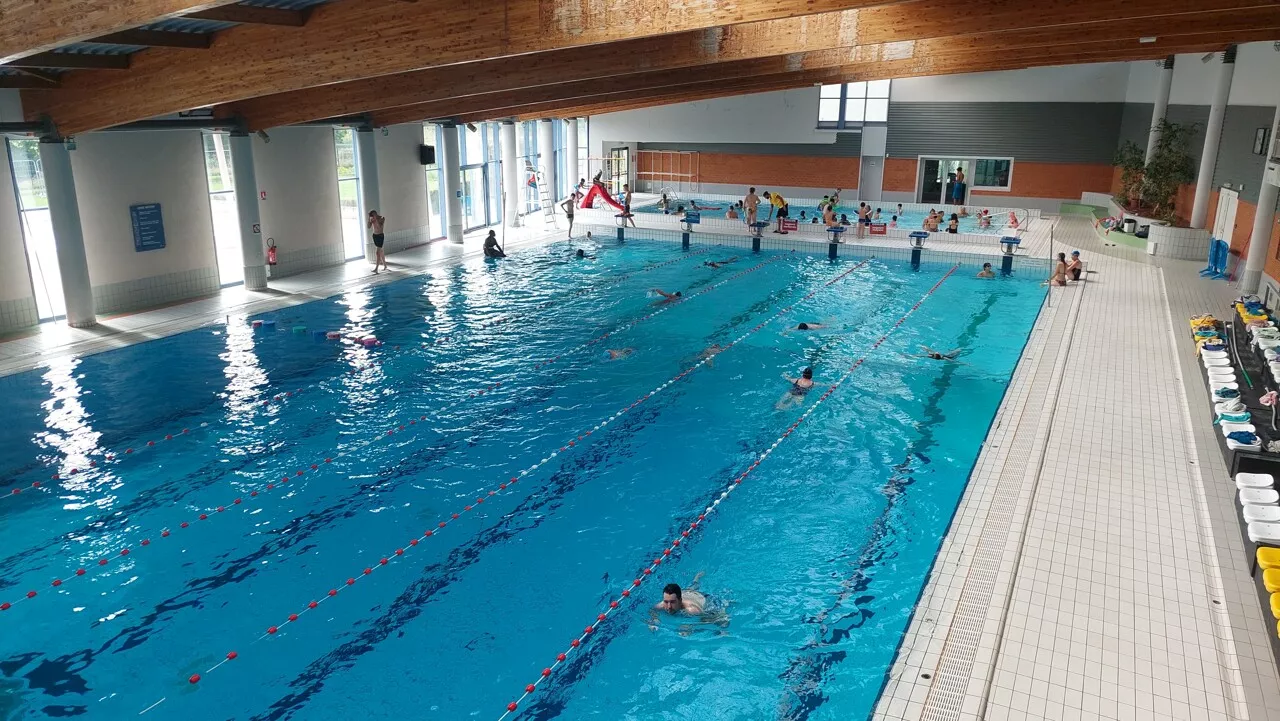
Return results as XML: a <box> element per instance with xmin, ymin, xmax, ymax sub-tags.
<box><xmin>855</xmin><ymin>0</ymin><xmax>1276</xmax><ymax>44</ymax></box>
<box><xmin>483</xmin><ymin>40</ymin><xmax>1242</xmax><ymax>122</ymax></box>
<box><xmin>183</xmin><ymin>5</ymin><xmax>309</xmax><ymax>26</ymax></box>
<box><xmin>89</xmin><ymin>28</ymin><xmax>215</xmax><ymax>49</ymax></box>
<box><xmin>377</xmin><ymin>28</ymin><xmax>1273</xmax><ymax>126</ymax></box>
<box><xmin>227</xmin><ymin>2</ymin><xmax>1280</xmax><ymax>131</ymax></box>
<box><xmin>6</xmin><ymin>52</ymin><xmax>131</xmax><ymax>70</ymax></box>
<box><xmin>24</xmin><ymin>0</ymin><xmax>898</xmax><ymax>135</ymax></box>
<box><xmin>0</xmin><ymin>1</ymin><xmax>236</xmax><ymax>64</ymax></box>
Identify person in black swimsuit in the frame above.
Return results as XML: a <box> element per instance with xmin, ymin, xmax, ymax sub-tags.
<box><xmin>367</xmin><ymin>209</ymin><xmax>387</xmax><ymax>273</ymax></box>
<box><xmin>483</xmin><ymin>230</ymin><xmax>506</xmax><ymax>258</ymax></box>
<box><xmin>776</xmin><ymin>367</ymin><xmax>814</xmax><ymax>409</ymax></box>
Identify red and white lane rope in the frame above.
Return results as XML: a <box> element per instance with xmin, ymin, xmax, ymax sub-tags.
<box><xmin>136</xmin><ymin>259</ymin><xmax>873</xmax><ymax>712</ymax></box>
<box><xmin>1</xmin><ymin>390</ymin><xmax>308</xmax><ymax>500</ymax></box>
<box><xmin>495</xmin><ymin>264</ymin><xmax>959</xmax><ymax>720</ymax></box>
<box><xmin>1</xmin><ymin>251</ymin><xmax>766</xmax><ymax>615</ymax></box>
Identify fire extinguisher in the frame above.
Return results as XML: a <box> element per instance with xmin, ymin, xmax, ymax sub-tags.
<box><xmin>266</xmin><ymin>238</ymin><xmax>277</xmax><ymax>266</ymax></box>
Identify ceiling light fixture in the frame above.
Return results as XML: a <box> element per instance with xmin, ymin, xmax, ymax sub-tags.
<box><xmin>1138</xmin><ymin>37</ymin><xmax>1157</xmax><ymax>44</ymax></box>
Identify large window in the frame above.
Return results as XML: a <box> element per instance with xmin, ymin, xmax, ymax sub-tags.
<box><xmin>817</xmin><ymin>80</ymin><xmax>890</xmax><ymax>129</ymax></box>
<box><xmin>334</xmin><ymin>128</ymin><xmax>364</xmax><ymax>259</ymax></box>
<box><xmin>972</xmin><ymin>158</ymin><xmax>1013</xmax><ymax>191</ymax></box>
<box><xmin>201</xmin><ymin>132</ymin><xmax>243</xmax><ymax>285</ymax></box>
<box><xmin>424</xmin><ymin>124</ymin><xmax>445</xmax><ymax>240</ymax></box>
<box><xmin>576</xmin><ymin>118</ymin><xmax>588</xmax><ymax>190</ymax></box>
<box><xmin>5</xmin><ymin>139</ymin><xmax>61</xmax><ymax>320</ymax></box>
<box><xmin>518</xmin><ymin>121</ymin><xmax>540</xmax><ymax>215</ymax></box>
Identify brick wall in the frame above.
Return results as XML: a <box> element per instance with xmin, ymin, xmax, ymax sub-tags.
<box><xmin>884</xmin><ymin>157</ymin><xmax>917</xmax><ymax>193</ymax></box>
<box><xmin>689</xmin><ymin>152</ymin><xmax>860</xmax><ymax>190</ymax></box>
<box><xmin>969</xmin><ymin>162</ymin><xmax>1113</xmax><ymax>200</ymax></box>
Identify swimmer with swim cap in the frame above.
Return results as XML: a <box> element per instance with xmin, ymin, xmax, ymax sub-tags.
<box><xmin>604</xmin><ymin>348</ymin><xmax>634</xmax><ymax>360</ymax></box>
<box><xmin>795</xmin><ymin>322</ymin><xmax>826</xmax><ymax>331</ymax></box>
<box><xmin>651</xmin><ymin>288</ymin><xmax>682</xmax><ymax>304</ymax></box>
<box><xmin>776</xmin><ymin>367</ymin><xmax>814</xmax><ymax>409</ymax></box>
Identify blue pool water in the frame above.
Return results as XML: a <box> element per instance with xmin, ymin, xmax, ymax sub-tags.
<box><xmin>0</xmin><ymin>239</ymin><xmax>1044</xmax><ymax>721</ymax></box>
<box><xmin>637</xmin><ymin>199</ymin><xmax>1008</xmax><ymax>235</ymax></box>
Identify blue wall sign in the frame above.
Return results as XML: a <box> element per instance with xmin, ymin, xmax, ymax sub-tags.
<box><xmin>130</xmin><ymin>203</ymin><xmax>166</xmax><ymax>252</ymax></box>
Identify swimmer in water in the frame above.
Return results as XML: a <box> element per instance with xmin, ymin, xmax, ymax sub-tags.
<box><xmin>700</xmin><ymin>343</ymin><xmax>724</xmax><ymax>368</ymax></box>
<box><xmin>795</xmin><ymin>322</ymin><xmax>826</xmax><ymax>331</ymax></box>
<box><xmin>977</xmin><ymin>262</ymin><xmax>995</xmax><ymax>278</ymax></box>
<box><xmin>575</xmin><ymin>248</ymin><xmax>595</xmax><ymax>259</ymax></box>
<box><xmin>703</xmin><ymin>256</ymin><xmax>739</xmax><ymax>269</ymax></box>
<box><xmin>649</xmin><ymin>573</ymin><xmax>728</xmax><ymax>633</ymax></box>
<box><xmin>776</xmin><ymin>367</ymin><xmax>814</xmax><ymax>409</ymax></box>
<box><xmin>651</xmin><ymin>288</ymin><xmax>683</xmax><ymax>304</ymax></box>
<box><xmin>916</xmin><ymin>345</ymin><xmax>962</xmax><ymax>361</ymax></box>
<box><xmin>605</xmin><ymin>348</ymin><xmax>634</xmax><ymax>360</ymax></box>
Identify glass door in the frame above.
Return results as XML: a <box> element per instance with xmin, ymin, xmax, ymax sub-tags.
<box><xmin>606</xmin><ymin>147</ymin><xmax>628</xmax><ymax>196</ymax></box>
<box><xmin>6</xmin><ymin>138</ymin><xmax>63</xmax><ymax>320</ymax></box>
<box><xmin>333</xmin><ymin>128</ymin><xmax>364</xmax><ymax>260</ymax></box>
<box><xmin>461</xmin><ymin>166</ymin><xmax>489</xmax><ymax>232</ymax></box>
<box><xmin>919</xmin><ymin>159</ymin><xmax>943</xmax><ymax>205</ymax></box>
<box><xmin>201</xmin><ymin>132</ymin><xmax>243</xmax><ymax>286</ymax></box>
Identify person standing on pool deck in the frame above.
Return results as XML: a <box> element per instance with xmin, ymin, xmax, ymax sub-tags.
<box><xmin>952</xmin><ymin>166</ymin><xmax>966</xmax><ymax>205</ymax></box>
<box><xmin>622</xmin><ymin>184</ymin><xmax>636</xmax><ymax>228</ymax></box>
<box><xmin>367</xmin><ymin>209</ymin><xmax>387</xmax><ymax>273</ymax></box>
<box><xmin>744</xmin><ymin>187</ymin><xmax>760</xmax><ymax>226</ymax></box>
<box><xmin>1066</xmin><ymin>250</ymin><xmax>1083</xmax><ymax>281</ymax></box>
<box><xmin>560</xmin><ymin>193</ymin><xmax>578</xmax><ymax>239</ymax></box>
<box><xmin>764</xmin><ymin>191</ymin><xmax>789</xmax><ymax>234</ymax></box>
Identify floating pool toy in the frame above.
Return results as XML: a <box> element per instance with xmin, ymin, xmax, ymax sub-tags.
<box><xmin>293</xmin><ymin>326</ymin><xmax>307</xmax><ymax>335</ymax></box>
<box><xmin>251</xmin><ymin>320</ymin><xmax>262</xmax><ymax>329</ymax></box>
<box><xmin>326</xmin><ymin>331</ymin><xmax>341</xmax><ymax>340</ymax></box>
<box><xmin>261</xmin><ymin>320</ymin><xmax>276</xmax><ymax>330</ymax></box>
<box><xmin>362</xmin><ymin>337</ymin><xmax>379</xmax><ymax>348</ymax></box>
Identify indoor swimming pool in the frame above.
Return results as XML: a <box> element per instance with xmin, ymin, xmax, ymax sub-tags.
<box><xmin>0</xmin><ymin>238</ymin><xmax>1045</xmax><ymax>721</ymax></box>
<box><xmin>635</xmin><ymin>199</ymin><xmax>1009</xmax><ymax>235</ymax></box>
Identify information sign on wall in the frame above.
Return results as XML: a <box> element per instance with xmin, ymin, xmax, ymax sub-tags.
<box><xmin>869</xmin><ymin>223</ymin><xmax>887</xmax><ymax>235</ymax></box>
<box><xmin>130</xmin><ymin>203</ymin><xmax>166</xmax><ymax>252</ymax></box>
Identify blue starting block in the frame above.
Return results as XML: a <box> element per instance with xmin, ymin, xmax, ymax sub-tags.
<box><xmin>749</xmin><ymin>221</ymin><xmax>768</xmax><ymax>238</ymax></box>
<box><xmin>826</xmin><ymin>225</ymin><xmax>846</xmax><ymax>243</ymax></box>
<box><xmin>999</xmin><ymin>235</ymin><xmax>1021</xmax><ymax>255</ymax></box>
<box><xmin>909</xmin><ymin>231</ymin><xmax>929</xmax><ymax>248</ymax></box>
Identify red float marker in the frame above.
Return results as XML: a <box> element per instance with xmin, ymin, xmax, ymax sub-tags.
<box><xmin>494</xmin><ymin>266</ymin><xmax>959</xmax><ymax>720</ymax></box>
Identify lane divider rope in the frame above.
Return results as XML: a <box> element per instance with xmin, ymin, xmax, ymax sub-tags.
<box><xmin>1</xmin><ymin>251</ymin><xmax>770</xmax><ymax>615</ymax></box>
<box><xmin>494</xmin><ymin>264</ymin><xmax>959</xmax><ymax>720</ymax></box>
<box><xmin>134</xmin><ymin>258</ymin><xmax>874</xmax><ymax>713</ymax></box>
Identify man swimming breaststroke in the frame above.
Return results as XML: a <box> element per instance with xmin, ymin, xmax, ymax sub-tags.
<box><xmin>915</xmin><ymin>345</ymin><xmax>962</xmax><ymax>361</ymax></box>
<box><xmin>650</xmin><ymin>574</ymin><xmax>729</xmax><ymax>632</ymax></box>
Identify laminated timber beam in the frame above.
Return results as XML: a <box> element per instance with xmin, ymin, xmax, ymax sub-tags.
<box><xmin>24</xmin><ymin>0</ymin><xmax>891</xmax><ymax>135</ymax></box>
<box><xmin>379</xmin><ymin>29</ymin><xmax>1275</xmax><ymax>126</ymax></box>
<box><xmin>0</xmin><ymin>1</ymin><xmax>237</xmax><ymax>64</ymax></box>
<box><xmin>225</xmin><ymin>1</ymin><xmax>1280</xmax><ymax>131</ymax></box>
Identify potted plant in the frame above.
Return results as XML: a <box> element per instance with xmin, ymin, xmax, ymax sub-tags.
<box><xmin>1141</xmin><ymin>119</ymin><xmax>1197</xmax><ymax>222</ymax></box>
<box><xmin>1113</xmin><ymin>140</ymin><xmax>1145</xmax><ymax>210</ymax></box>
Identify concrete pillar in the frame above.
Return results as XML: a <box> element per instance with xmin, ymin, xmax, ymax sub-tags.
<box><xmin>1145</xmin><ymin>56</ymin><xmax>1175</xmax><ymax>164</ymax></box>
<box><xmin>1191</xmin><ymin>48</ymin><xmax>1237</xmax><ymax>230</ymax></box>
<box><xmin>229</xmin><ymin>132</ymin><xmax>267</xmax><ymax>290</ymax></box>
<box><xmin>356</xmin><ymin>127</ymin><xmax>381</xmax><ymax>261</ymax></box>
<box><xmin>500</xmin><ymin>121</ymin><xmax>520</xmax><ymax>227</ymax></box>
<box><xmin>538</xmin><ymin>118</ymin><xmax>556</xmax><ymax>203</ymax></box>
<box><xmin>565</xmin><ymin>118</ymin><xmax>580</xmax><ymax>195</ymax></box>
<box><xmin>441</xmin><ymin>122</ymin><xmax>464</xmax><ymax>243</ymax></box>
<box><xmin>38</xmin><ymin>138</ymin><xmax>95</xmax><ymax>327</ymax></box>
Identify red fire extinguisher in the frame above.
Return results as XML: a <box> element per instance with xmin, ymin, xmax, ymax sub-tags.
<box><xmin>266</xmin><ymin>238</ymin><xmax>277</xmax><ymax>266</ymax></box>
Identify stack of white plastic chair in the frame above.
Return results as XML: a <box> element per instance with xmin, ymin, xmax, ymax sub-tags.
<box><xmin>1239</xmin><ymin>473</ymin><xmax>1280</xmax><ymax>544</ymax></box>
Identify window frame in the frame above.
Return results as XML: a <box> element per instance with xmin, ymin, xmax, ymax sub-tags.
<box><xmin>816</xmin><ymin>80</ymin><xmax>890</xmax><ymax>130</ymax></box>
<box><xmin>970</xmin><ymin>157</ymin><xmax>1015</xmax><ymax>192</ymax></box>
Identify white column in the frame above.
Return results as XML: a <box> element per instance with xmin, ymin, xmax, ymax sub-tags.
<box><xmin>538</xmin><ymin>118</ymin><xmax>556</xmax><ymax>202</ymax></box>
<box><xmin>565</xmin><ymin>118</ymin><xmax>580</xmax><ymax>195</ymax></box>
<box><xmin>1145</xmin><ymin>56</ymin><xmax>1175</xmax><ymax>164</ymax></box>
<box><xmin>500</xmin><ymin>121</ymin><xmax>520</xmax><ymax>227</ymax></box>
<box><xmin>441</xmin><ymin>122</ymin><xmax>464</xmax><ymax>244</ymax></box>
<box><xmin>229</xmin><ymin>132</ymin><xmax>267</xmax><ymax>290</ymax></box>
<box><xmin>356</xmin><ymin>127</ymin><xmax>381</xmax><ymax>261</ymax></box>
<box><xmin>38</xmin><ymin>138</ymin><xmax>95</xmax><ymax>327</ymax></box>
<box><xmin>1191</xmin><ymin>48</ymin><xmax>1236</xmax><ymax>229</ymax></box>
<box><xmin>1240</xmin><ymin>100</ymin><xmax>1280</xmax><ymax>294</ymax></box>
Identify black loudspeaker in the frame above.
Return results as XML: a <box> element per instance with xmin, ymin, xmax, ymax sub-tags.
<box><xmin>420</xmin><ymin>144</ymin><xmax>436</xmax><ymax>165</ymax></box>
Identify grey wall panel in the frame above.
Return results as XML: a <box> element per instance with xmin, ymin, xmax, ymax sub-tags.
<box><xmin>1214</xmin><ymin>105</ymin><xmax>1275</xmax><ymax>205</ymax></box>
<box><xmin>1122</xmin><ymin>103</ymin><xmax>1271</xmax><ymax>205</ymax></box>
<box><xmin>885</xmin><ymin>102</ymin><xmax>1125</xmax><ymax>163</ymax></box>
<box><xmin>638</xmin><ymin>131</ymin><xmax>861</xmax><ymax>157</ymax></box>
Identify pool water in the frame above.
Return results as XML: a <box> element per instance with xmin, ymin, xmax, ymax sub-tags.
<box><xmin>0</xmin><ymin>239</ymin><xmax>1044</xmax><ymax>721</ymax></box>
<box><xmin>638</xmin><ymin>199</ymin><xmax>1008</xmax><ymax>235</ymax></box>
